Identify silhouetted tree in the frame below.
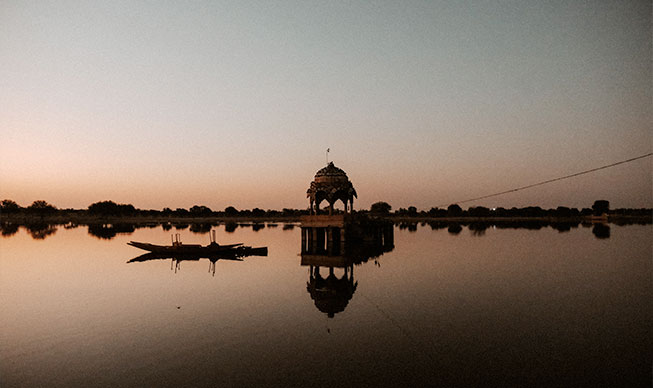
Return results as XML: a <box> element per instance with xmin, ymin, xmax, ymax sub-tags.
<box><xmin>174</xmin><ymin>208</ymin><xmax>189</xmax><ymax>216</ymax></box>
<box><xmin>468</xmin><ymin>206</ymin><xmax>490</xmax><ymax>217</ymax></box>
<box><xmin>88</xmin><ymin>200</ymin><xmax>135</xmax><ymax>215</ymax></box>
<box><xmin>592</xmin><ymin>200</ymin><xmax>610</xmax><ymax>216</ymax></box>
<box><xmin>427</xmin><ymin>207</ymin><xmax>447</xmax><ymax>217</ymax></box>
<box><xmin>190</xmin><ymin>205</ymin><xmax>212</xmax><ymax>215</ymax></box>
<box><xmin>282</xmin><ymin>208</ymin><xmax>297</xmax><ymax>217</ymax></box>
<box><xmin>370</xmin><ymin>201</ymin><xmax>392</xmax><ymax>215</ymax></box>
<box><xmin>225</xmin><ymin>206</ymin><xmax>238</xmax><ymax>216</ymax></box>
<box><xmin>407</xmin><ymin>206</ymin><xmax>418</xmax><ymax>216</ymax></box>
<box><xmin>521</xmin><ymin>206</ymin><xmax>545</xmax><ymax>217</ymax></box>
<box><xmin>554</xmin><ymin>206</ymin><xmax>572</xmax><ymax>217</ymax></box>
<box><xmin>1</xmin><ymin>199</ymin><xmax>21</xmax><ymax>213</ymax></box>
<box><xmin>447</xmin><ymin>204</ymin><xmax>462</xmax><ymax>217</ymax></box>
<box><xmin>27</xmin><ymin>200</ymin><xmax>57</xmax><ymax>215</ymax></box>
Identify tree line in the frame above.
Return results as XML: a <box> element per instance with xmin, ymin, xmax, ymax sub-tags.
<box><xmin>0</xmin><ymin>199</ymin><xmax>309</xmax><ymax>217</ymax></box>
<box><xmin>1</xmin><ymin>198</ymin><xmax>651</xmax><ymax>218</ymax></box>
<box><xmin>369</xmin><ymin>200</ymin><xmax>651</xmax><ymax>218</ymax></box>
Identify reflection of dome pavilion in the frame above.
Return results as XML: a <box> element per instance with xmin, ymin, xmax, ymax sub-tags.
<box><xmin>300</xmin><ymin>161</ymin><xmax>395</xmax><ymax>318</ymax></box>
<box><xmin>306</xmin><ymin>266</ymin><xmax>357</xmax><ymax>318</ymax></box>
<box><xmin>307</xmin><ymin>162</ymin><xmax>357</xmax><ymax>214</ymax></box>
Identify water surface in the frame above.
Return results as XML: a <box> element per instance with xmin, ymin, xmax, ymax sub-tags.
<box><xmin>1</xmin><ymin>222</ymin><xmax>650</xmax><ymax>387</ymax></box>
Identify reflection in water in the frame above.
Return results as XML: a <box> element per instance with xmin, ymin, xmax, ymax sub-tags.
<box><xmin>300</xmin><ymin>218</ymin><xmax>394</xmax><ymax>318</ymax></box>
<box><xmin>447</xmin><ymin>223</ymin><xmax>462</xmax><ymax>235</ymax></box>
<box><xmin>307</xmin><ymin>265</ymin><xmax>357</xmax><ymax>318</ymax></box>
<box><xmin>592</xmin><ymin>223</ymin><xmax>610</xmax><ymax>239</ymax></box>
<box><xmin>25</xmin><ymin>223</ymin><xmax>57</xmax><ymax>240</ymax></box>
<box><xmin>2</xmin><ymin>220</ymin><xmax>651</xmax><ymax>387</ymax></box>
<box><xmin>1</xmin><ymin>221</ymin><xmax>19</xmax><ymax>237</ymax></box>
<box><xmin>189</xmin><ymin>223</ymin><xmax>214</xmax><ymax>234</ymax></box>
<box><xmin>127</xmin><ymin>230</ymin><xmax>267</xmax><ymax>276</ymax></box>
<box><xmin>398</xmin><ymin>222</ymin><xmax>418</xmax><ymax>232</ymax></box>
<box><xmin>87</xmin><ymin>223</ymin><xmax>135</xmax><ymax>239</ymax></box>
<box><xmin>0</xmin><ymin>217</ymin><xmax>642</xmax><ymax>241</ymax></box>
<box><xmin>128</xmin><ymin>249</ymin><xmax>265</xmax><ymax>276</ymax></box>
<box><xmin>396</xmin><ymin>219</ymin><xmax>608</xmax><ymax>237</ymax></box>
<box><xmin>468</xmin><ymin>222</ymin><xmax>487</xmax><ymax>236</ymax></box>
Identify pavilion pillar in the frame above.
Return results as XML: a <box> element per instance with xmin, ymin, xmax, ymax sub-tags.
<box><xmin>311</xmin><ymin>228</ymin><xmax>319</xmax><ymax>253</ymax></box>
<box><xmin>326</xmin><ymin>228</ymin><xmax>333</xmax><ymax>254</ymax></box>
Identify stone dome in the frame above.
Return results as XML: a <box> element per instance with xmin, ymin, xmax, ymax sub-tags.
<box><xmin>315</xmin><ymin>162</ymin><xmax>348</xmax><ymax>179</ymax></box>
<box><xmin>307</xmin><ymin>162</ymin><xmax>357</xmax><ymax>214</ymax></box>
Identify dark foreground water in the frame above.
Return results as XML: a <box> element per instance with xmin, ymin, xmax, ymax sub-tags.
<box><xmin>1</xmin><ymin>222</ymin><xmax>651</xmax><ymax>387</ymax></box>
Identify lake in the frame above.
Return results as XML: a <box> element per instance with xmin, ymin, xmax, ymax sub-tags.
<box><xmin>1</xmin><ymin>221</ymin><xmax>650</xmax><ymax>387</ymax></box>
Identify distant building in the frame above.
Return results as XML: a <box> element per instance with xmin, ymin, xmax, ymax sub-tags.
<box><xmin>306</xmin><ymin>162</ymin><xmax>357</xmax><ymax>215</ymax></box>
<box><xmin>300</xmin><ymin>161</ymin><xmax>393</xmax><ymax>318</ymax></box>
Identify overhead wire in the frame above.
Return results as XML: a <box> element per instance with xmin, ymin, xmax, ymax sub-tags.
<box><xmin>439</xmin><ymin>152</ymin><xmax>652</xmax><ymax>207</ymax></box>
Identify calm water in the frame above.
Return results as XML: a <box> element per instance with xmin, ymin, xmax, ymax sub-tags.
<box><xmin>1</xmin><ymin>222</ymin><xmax>651</xmax><ymax>387</ymax></box>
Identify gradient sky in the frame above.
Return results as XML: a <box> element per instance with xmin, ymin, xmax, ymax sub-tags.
<box><xmin>1</xmin><ymin>0</ymin><xmax>651</xmax><ymax>211</ymax></box>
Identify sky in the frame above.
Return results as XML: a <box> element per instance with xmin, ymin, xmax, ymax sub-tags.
<box><xmin>1</xmin><ymin>0</ymin><xmax>651</xmax><ymax>211</ymax></box>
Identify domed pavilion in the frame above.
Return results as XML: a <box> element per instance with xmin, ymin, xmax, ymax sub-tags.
<box><xmin>306</xmin><ymin>162</ymin><xmax>357</xmax><ymax>215</ymax></box>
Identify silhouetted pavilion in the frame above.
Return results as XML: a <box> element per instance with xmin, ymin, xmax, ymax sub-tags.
<box><xmin>300</xmin><ymin>162</ymin><xmax>394</xmax><ymax>318</ymax></box>
<box><xmin>307</xmin><ymin>162</ymin><xmax>357</xmax><ymax>215</ymax></box>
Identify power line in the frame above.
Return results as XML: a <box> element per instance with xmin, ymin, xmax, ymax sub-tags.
<box><xmin>440</xmin><ymin>152</ymin><xmax>652</xmax><ymax>207</ymax></box>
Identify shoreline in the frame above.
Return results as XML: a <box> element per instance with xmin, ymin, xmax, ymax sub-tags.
<box><xmin>1</xmin><ymin>213</ymin><xmax>650</xmax><ymax>224</ymax></box>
